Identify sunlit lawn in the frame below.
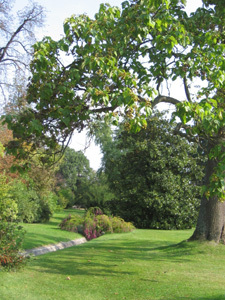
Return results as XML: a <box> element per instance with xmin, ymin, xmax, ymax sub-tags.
<box><xmin>1</xmin><ymin>227</ymin><xmax>225</xmax><ymax>300</ymax></box>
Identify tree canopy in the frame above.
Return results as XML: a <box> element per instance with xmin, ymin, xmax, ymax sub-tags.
<box><xmin>2</xmin><ymin>0</ymin><xmax>225</xmax><ymax>242</ymax></box>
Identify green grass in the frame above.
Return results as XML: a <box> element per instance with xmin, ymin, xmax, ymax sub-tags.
<box><xmin>20</xmin><ymin>209</ymin><xmax>85</xmax><ymax>249</ymax></box>
<box><xmin>1</xmin><ymin>228</ymin><xmax>225</xmax><ymax>300</ymax></box>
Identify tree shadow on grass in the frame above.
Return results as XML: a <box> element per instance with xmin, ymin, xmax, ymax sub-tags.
<box><xmin>28</xmin><ymin>235</ymin><xmax>225</xmax><ymax>299</ymax></box>
<box><xmin>22</xmin><ymin>230</ymin><xmax>225</xmax><ymax>300</ymax></box>
<box><xmin>32</xmin><ymin>247</ymin><xmax>134</xmax><ymax>277</ymax></box>
<box><xmin>85</xmin><ymin>236</ymin><xmax>205</xmax><ymax>263</ymax></box>
<box><xmin>30</xmin><ymin>235</ymin><xmax>201</xmax><ymax>277</ymax></box>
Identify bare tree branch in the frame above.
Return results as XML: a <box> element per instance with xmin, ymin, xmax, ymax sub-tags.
<box><xmin>0</xmin><ymin>2</ymin><xmax>45</xmax><ymax>110</ymax></box>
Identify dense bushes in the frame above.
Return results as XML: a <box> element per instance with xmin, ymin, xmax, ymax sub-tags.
<box><xmin>0</xmin><ymin>222</ymin><xmax>25</xmax><ymax>270</ymax></box>
<box><xmin>0</xmin><ymin>174</ymin><xmax>18</xmax><ymax>221</ymax></box>
<box><xmin>84</xmin><ymin>211</ymin><xmax>113</xmax><ymax>240</ymax></box>
<box><xmin>59</xmin><ymin>214</ymin><xmax>84</xmax><ymax>234</ymax></box>
<box><xmin>59</xmin><ymin>207</ymin><xmax>135</xmax><ymax>241</ymax></box>
<box><xmin>0</xmin><ymin>174</ymin><xmax>25</xmax><ymax>271</ymax></box>
<box><xmin>10</xmin><ymin>180</ymin><xmax>57</xmax><ymax>223</ymax></box>
<box><xmin>111</xmin><ymin>216</ymin><xmax>135</xmax><ymax>233</ymax></box>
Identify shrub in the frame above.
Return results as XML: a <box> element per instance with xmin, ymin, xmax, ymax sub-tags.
<box><xmin>0</xmin><ymin>222</ymin><xmax>25</xmax><ymax>271</ymax></box>
<box><xmin>96</xmin><ymin>214</ymin><xmax>113</xmax><ymax>234</ymax></box>
<box><xmin>111</xmin><ymin>216</ymin><xmax>135</xmax><ymax>233</ymax></box>
<box><xmin>59</xmin><ymin>214</ymin><xmax>84</xmax><ymax>234</ymax></box>
<box><xmin>10</xmin><ymin>180</ymin><xmax>58</xmax><ymax>223</ymax></box>
<box><xmin>83</xmin><ymin>207</ymin><xmax>105</xmax><ymax>240</ymax></box>
<box><xmin>83</xmin><ymin>217</ymin><xmax>98</xmax><ymax>240</ymax></box>
<box><xmin>83</xmin><ymin>207</ymin><xmax>135</xmax><ymax>240</ymax></box>
<box><xmin>0</xmin><ymin>174</ymin><xmax>18</xmax><ymax>222</ymax></box>
<box><xmin>83</xmin><ymin>214</ymin><xmax>113</xmax><ymax>240</ymax></box>
<box><xmin>10</xmin><ymin>180</ymin><xmax>39</xmax><ymax>223</ymax></box>
<box><xmin>85</xmin><ymin>206</ymin><xmax>103</xmax><ymax>218</ymax></box>
<box><xmin>57</xmin><ymin>188</ymin><xmax>73</xmax><ymax>208</ymax></box>
<box><xmin>59</xmin><ymin>207</ymin><xmax>136</xmax><ymax>241</ymax></box>
<box><xmin>0</xmin><ymin>175</ymin><xmax>26</xmax><ymax>271</ymax></box>
<box><xmin>36</xmin><ymin>192</ymin><xmax>58</xmax><ymax>223</ymax></box>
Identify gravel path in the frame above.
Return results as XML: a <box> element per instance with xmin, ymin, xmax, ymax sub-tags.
<box><xmin>22</xmin><ymin>237</ymin><xmax>87</xmax><ymax>257</ymax></box>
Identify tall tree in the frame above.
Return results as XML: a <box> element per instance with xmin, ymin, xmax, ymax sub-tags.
<box><xmin>3</xmin><ymin>0</ymin><xmax>225</xmax><ymax>242</ymax></box>
<box><xmin>97</xmin><ymin>112</ymin><xmax>204</xmax><ymax>229</ymax></box>
<box><xmin>0</xmin><ymin>0</ymin><xmax>45</xmax><ymax>112</ymax></box>
<box><xmin>56</xmin><ymin>148</ymin><xmax>92</xmax><ymax>205</ymax></box>
<box><xmin>56</xmin><ymin>147</ymin><xmax>113</xmax><ymax>208</ymax></box>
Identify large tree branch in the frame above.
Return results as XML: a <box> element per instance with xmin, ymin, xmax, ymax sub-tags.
<box><xmin>183</xmin><ymin>75</ymin><xmax>192</xmax><ymax>103</ymax></box>
<box><xmin>173</xmin><ymin>122</ymin><xmax>199</xmax><ymax>143</ymax></box>
<box><xmin>90</xmin><ymin>105</ymin><xmax>118</xmax><ymax>114</ymax></box>
<box><xmin>152</xmin><ymin>95</ymin><xmax>181</xmax><ymax>108</ymax></box>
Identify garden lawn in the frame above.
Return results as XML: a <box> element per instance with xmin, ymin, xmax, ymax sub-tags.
<box><xmin>1</xmin><ymin>228</ymin><xmax>225</xmax><ymax>300</ymax></box>
<box><xmin>20</xmin><ymin>209</ymin><xmax>85</xmax><ymax>249</ymax></box>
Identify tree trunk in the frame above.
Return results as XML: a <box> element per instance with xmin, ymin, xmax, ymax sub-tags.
<box><xmin>189</xmin><ymin>143</ymin><xmax>225</xmax><ymax>243</ymax></box>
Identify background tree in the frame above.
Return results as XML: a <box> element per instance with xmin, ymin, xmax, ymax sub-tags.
<box><xmin>84</xmin><ymin>172</ymin><xmax>114</xmax><ymax>211</ymax></box>
<box><xmin>56</xmin><ymin>147</ymin><xmax>113</xmax><ymax>209</ymax></box>
<box><xmin>0</xmin><ymin>0</ymin><xmax>45</xmax><ymax>112</ymax></box>
<box><xmin>97</xmin><ymin>111</ymin><xmax>205</xmax><ymax>229</ymax></box>
<box><xmin>3</xmin><ymin>0</ymin><xmax>225</xmax><ymax>242</ymax></box>
<box><xmin>56</xmin><ymin>148</ymin><xmax>92</xmax><ymax>206</ymax></box>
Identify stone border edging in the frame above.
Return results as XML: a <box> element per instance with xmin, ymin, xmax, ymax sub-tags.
<box><xmin>22</xmin><ymin>237</ymin><xmax>87</xmax><ymax>257</ymax></box>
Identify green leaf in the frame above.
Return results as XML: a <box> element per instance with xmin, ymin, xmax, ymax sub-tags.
<box><xmin>145</xmin><ymin>106</ymin><xmax>152</xmax><ymax>116</ymax></box>
<box><xmin>64</xmin><ymin>23</ymin><xmax>70</xmax><ymax>35</ymax></box>
<box><xmin>62</xmin><ymin>117</ymin><xmax>70</xmax><ymax>126</ymax></box>
<box><xmin>0</xmin><ymin>142</ymin><xmax>4</xmax><ymax>158</ymax></box>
